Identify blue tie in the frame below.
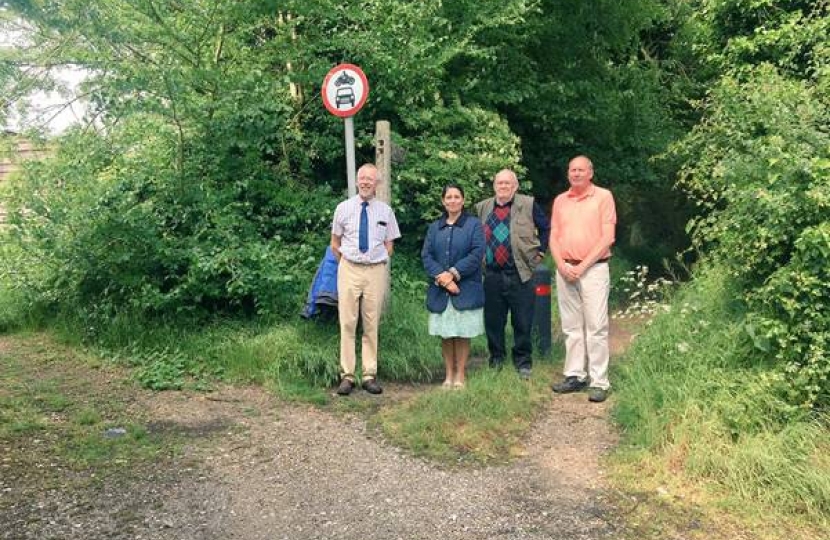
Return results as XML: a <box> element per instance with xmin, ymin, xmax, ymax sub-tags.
<box><xmin>359</xmin><ymin>201</ymin><xmax>369</xmax><ymax>253</ymax></box>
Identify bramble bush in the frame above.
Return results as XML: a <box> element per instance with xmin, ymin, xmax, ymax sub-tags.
<box><xmin>672</xmin><ymin>65</ymin><xmax>830</xmax><ymax>410</ymax></box>
<box><xmin>750</xmin><ymin>221</ymin><xmax>830</xmax><ymax>409</ymax></box>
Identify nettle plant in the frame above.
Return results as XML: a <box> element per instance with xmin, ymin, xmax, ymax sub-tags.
<box><xmin>748</xmin><ymin>222</ymin><xmax>830</xmax><ymax>409</ymax></box>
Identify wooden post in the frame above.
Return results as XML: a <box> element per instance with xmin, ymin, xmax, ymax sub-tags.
<box><xmin>375</xmin><ymin>120</ymin><xmax>391</xmax><ymax>203</ymax></box>
<box><xmin>375</xmin><ymin>121</ymin><xmax>392</xmax><ymax>313</ymax></box>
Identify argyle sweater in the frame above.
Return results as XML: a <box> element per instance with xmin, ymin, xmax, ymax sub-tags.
<box><xmin>484</xmin><ymin>202</ymin><xmax>514</xmax><ymax>269</ymax></box>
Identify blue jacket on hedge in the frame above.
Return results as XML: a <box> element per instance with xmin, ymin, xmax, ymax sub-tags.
<box><xmin>421</xmin><ymin>212</ymin><xmax>485</xmax><ymax>314</ymax></box>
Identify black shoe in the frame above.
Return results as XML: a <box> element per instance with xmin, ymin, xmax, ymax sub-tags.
<box><xmin>488</xmin><ymin>358</ymin><xmax>505</xmax><ymax>370</ymax></box>
<box><xmin>362</xmin><ymin>378</ymin><xmax>383</xmax><ymax>395</ymax></box>
<box><xmin>336</xmin><ymin>379</ymin><xmax>355</xmax><ymax>396</ymax></box>
<box><xmin>551</xmin><ymin>376</ymin><xmax>588</xmax><ymax>394</ymax></box>
<box><xmin>588</xmin><ymin>387</ymin><xmax>608</xmax><ymax>403</ymax></box>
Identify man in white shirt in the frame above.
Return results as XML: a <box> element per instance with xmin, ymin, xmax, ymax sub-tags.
<box><xmin>330</xmin><ymin>163</ymin><xmax>401</xmax><ymax>395</ymax></box>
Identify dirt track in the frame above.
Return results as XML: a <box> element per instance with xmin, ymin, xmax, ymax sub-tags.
<box><xmin>0</xmin><ymin>328</ymin><xmax>636</xmax><ymax>540</ymax></box>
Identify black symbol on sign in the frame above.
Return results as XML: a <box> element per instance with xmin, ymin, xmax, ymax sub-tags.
<box><xmin>334</xmin><ymin>71</ymin><xmax>355</xmax><ymax>86</ymax></box>
<box><xmin>336</xmin><ymin>87</ymin><xmax>355</xmax><ymax>108</ymax></box>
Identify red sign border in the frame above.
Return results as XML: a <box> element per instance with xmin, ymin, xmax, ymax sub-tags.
<box><xmin>321</xmin><ymin>63</ymin><xmax>369</xmax><ymax>118</ymax></box>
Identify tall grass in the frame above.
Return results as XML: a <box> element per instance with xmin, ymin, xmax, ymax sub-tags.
<box><xmin>613</xmin><ymin>263</ymin><xmax>830</xmax><ymax>530</ymax></box>
<box><xmin>0</xmin><ymin>257</ymin><xmax>447</xmax><ymax>396</ymax></box>
<box><xmin>228</xmin><ymin>292</ymin><xmax>446</xmax><ymax>390</ymax></box>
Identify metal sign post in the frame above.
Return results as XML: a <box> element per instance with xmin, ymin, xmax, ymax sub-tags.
<box><xmin>344</xmin><ymin>116</ymin><xmax>356</xmax><ymax>195</ymax></box>
<box><xmin>321</xmin><ymin>64</ymin><xmax>369</xmax><ymax>196</ymax></box>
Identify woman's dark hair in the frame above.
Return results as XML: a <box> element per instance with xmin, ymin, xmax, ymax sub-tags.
<box><xmin>441</xmin><ymin>183</ymin><xmax>465</xmax><ymax>199</ymax></box>
<box><xmin>441</xmin><ymin>183</ymin><xmax>465</xmax><ymax>216</ymax></box>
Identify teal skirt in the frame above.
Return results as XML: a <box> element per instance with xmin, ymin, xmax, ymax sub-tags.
<box><xmin>428</xmin><ymin>302</ymin><xmax>484</xmax><ymax>339</ymax></box>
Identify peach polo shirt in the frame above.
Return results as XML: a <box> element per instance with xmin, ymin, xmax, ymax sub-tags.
<box><xmin>550</xmin><ymin>184</ymin><xmax>616</xmax><ymax>261</ymax></box>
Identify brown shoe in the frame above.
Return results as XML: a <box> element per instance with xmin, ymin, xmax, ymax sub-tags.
<box><xmin>336</xmin><ymin>379</ymin><xmax>355</xmax><ymax>396</ymax></box>
<box><xmin>362</xmin><ymin>378</ymin><xmax>383</xmax><ymax>395</ymax></box>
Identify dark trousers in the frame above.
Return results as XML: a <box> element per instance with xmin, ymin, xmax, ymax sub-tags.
<box><xmin>483</xmin><ymin>268</ymin><xmax>535</xmax><ymax>371</ymax></box>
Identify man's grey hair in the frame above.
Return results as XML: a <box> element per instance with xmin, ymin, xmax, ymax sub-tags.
<box><xmin>493</xmin><ymin>168</ymin><xmax>518</xmax><ymax>184</ymax></box>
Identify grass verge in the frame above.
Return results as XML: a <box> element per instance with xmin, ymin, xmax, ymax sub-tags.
<box><xmin>610</xmin><ymin>265</ymin><xmax>830</xmax><ymax>539</ymax></box>
<box><xmin>372</xmin><ymin>351</ymin><xmax>561</xmax><ymax>466</ymax></box>
<box><xmin>39</xmin><ymin>290</ymin><xmax>448</xmax><ymax>396</ymax></box>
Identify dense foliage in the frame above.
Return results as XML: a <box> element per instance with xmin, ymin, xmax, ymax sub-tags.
<box><xmin>4</xmin><ymin>120</ymin><xmax>337</xmax><ymax>320</ymax></box>
<box><xmin>0</xmin><ymin>0</ymin><xmax>685</xmax><ymax>317</ymax></box>
<box><xmin>1</xmin><ymin>0</ymin><xmax>829</xmax><ymax>528</ymax></box>
<box><xmin>670</xmin><ymin>0</ymin><xmax>830</xmax><ymax>409</ymax></box>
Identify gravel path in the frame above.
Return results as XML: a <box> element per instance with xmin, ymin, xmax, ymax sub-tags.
<box><xmin>2</xmin><ymin>324</ymin><xmax>635</xmax><ymax>540</ymax></box>
<box><xmin>3</xmin><ymin>383</ymin><xmax>622</xmax><ymax>540</ymax></box>
<box><xmin>147</xmin><ymin>384</ymin><xmax>620</xmax><ymax>540</ymax></box>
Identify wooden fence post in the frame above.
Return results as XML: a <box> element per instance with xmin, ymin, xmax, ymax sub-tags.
<box><xmin>375</xmin><ymin>121</ymin><xmax>391</xmax><ymax>204</ymax></box>
<box><xmin>375</xmin><ymin>121</ymin><xmax>392</xmax><ymax>313</ymax></box>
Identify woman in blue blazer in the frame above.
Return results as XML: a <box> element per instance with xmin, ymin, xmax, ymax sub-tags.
<box><xmin>421</xmin><ymin>184</ymin><xmax>485</xmax><ymax>388</ymax></box>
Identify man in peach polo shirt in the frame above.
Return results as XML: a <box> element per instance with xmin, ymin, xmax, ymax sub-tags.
<box><xmin>549</xmin><ymin>155</ymin><xmax>617</xmax><ymax>403</ymax></box>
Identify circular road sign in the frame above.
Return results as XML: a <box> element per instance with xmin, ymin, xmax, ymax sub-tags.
<box><xmin>321</xmin><ymin>63</ymin><xmax>369</xmax><ymax>118</ymax></box>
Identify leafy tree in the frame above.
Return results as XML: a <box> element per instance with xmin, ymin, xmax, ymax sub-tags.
<box><xmin>0</xmin><ymin>0</ymin><xmax>704</xmax><ymax>323</ymax></box>
<box><xmin>277</xmin><ymin>0</ymin><xmax>532</xmax><ymax>241</ymax></box>
<box><xmin>2</xmin><ymin>1</ymin><xmax>335</xmax><ymax>318</ymax></box>
<box><xmin>670</xmin><ymin>0</ymin><xmax>830</xmax><ymax>408</ymax></box>
<box><xmin>0</xmin><ymin>0</ymin><xmax>531</xmax><ymax>317</ymax></box>
<box><xmin>435</xmin><ymin>0</ymin><xmax>693</xmax><ymax>264</ymax></box>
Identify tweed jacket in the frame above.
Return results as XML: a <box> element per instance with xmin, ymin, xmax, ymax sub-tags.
<box><xmin>475</xmin><ymin>193</ymin><xmax>542</xmax><ymax>283</ymax></box>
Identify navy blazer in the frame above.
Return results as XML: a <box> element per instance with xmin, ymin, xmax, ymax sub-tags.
<box><xmin>421</xmin><ymin>212</ymin><xmax>485</xmax><ymax>313</ymax></box>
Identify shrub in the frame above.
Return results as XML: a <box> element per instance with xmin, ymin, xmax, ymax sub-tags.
<box><xmin>750</xmin><ymin>222</ymin><xmax>830</xmax><ymax>409</ymax></box>
<box><xmin>1</xmin><ymin>116</ymin><xmax>337</xmax><ymax>321</ymax></box>
<box><xmin>671</xmin><ymin>65</ymin><xmax>830</xmax><ymax>409</ymax></box>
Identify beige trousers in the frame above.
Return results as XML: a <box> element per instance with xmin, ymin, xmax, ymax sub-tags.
<box><xmin>337</xmin><ymin>259</ymin><xmax>388</xmax><ymax>382</ymax></box>
<box><xmin>556</xmin><ymin>261</ymin><xmax>611</xmax><ymax>389</ymax></box>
